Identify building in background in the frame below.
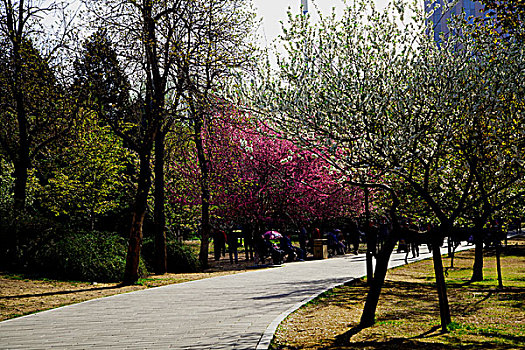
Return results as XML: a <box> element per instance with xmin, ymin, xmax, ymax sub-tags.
<box><xmin>426</xmin><ymin>0</ymin><xmax>484</xmax><ymax>42</ymax></box>
<box><xmin>301</xmin><ymin>0</ymin><xmax>308</xmax><ymax>15</ymax></box>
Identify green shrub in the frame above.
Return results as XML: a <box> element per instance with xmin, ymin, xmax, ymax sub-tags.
<box><xmin>35</xmin><ymin>231</ymin><xmax>148</xmax><ymax>282</ymax></box>
<box><xmin>142</xmin><ymin>239</ymin><xmax>200</xmax><ymax>273</ymax></box>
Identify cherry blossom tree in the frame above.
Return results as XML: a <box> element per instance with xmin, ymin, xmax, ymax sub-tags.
<box><xmin>167</xmin><ymin>110</ymin><xmax>364</xmax><ymax>237</ymax></box>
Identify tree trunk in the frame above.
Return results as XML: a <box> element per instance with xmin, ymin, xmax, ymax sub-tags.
<box><xmin>13</xmin><ymin>157</ymin><xmax>28</xmax><ymax>212</ymax></box>
<box><xmin>153</xmin><ymin>130</ymin><xmax>167</xmax><ymax>274</ymax></box>
<box><xmin>449</xmin><ymin>238</ymin><xmax>455</xmax><ymax>269</ymax></box>
<box><xmin>10</xmin><ymin>50</ymin><xmax>30</xmax><ymax>258</ymax></box>
<box><xmin>10</xmin><ymin>23</ymin><xmax>29</xmax><ymax>214</ymax></box>
<box><xmin>364</xmin><ymin>188</ymin><xmax>374</xmax><ymax>285</ymax></box>
<box><xmin>471</xmin><ymin>232</ymin><xmax>484</xmax><ymax>282</ymax></box>
<box><xmin>360</xmin><ymin>233</ymin><xmax>397</xmax><ymax>327</ymax></box>
<box><xmin>431</xmin><ymin>236</ymin><xmax>451</xmax><ymax>332</ymax></box>
<box><xmin>496</xmin><ymin>239</ymin><xmax>503</xmax><ymax>289</ymax></box>
<box><xmin>13</xmin><ymin>78</ymin><xmax>29</xmax><ymax>212</ymax></box>
<box><xmin>123</xmin><ymin>150</ymin><xmax>153</xmax><ymax>284</ymax></box>
<box><xmin>194</xmin><ymin>116</ymin><xmax>211</xmax><ymax>269</ymax></box>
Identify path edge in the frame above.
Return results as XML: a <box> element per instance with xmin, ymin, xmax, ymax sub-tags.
<box><xmin>255</xmin><ymin>239</ymin><xmax>487</xmax><ymax>350</ymax></box>
<box><xmin>255</xmin><ymin>277</ymin><xmax>357</xmax><ymax>350</ymax></box>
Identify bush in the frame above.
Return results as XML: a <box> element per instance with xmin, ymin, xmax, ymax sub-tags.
<box><xmin>142</xmin><ymin>239</ymin><xmax>200</xmax><ymax>273</ymax></box>
<box><xmin>34</xmin><ymin>231</ymin><xmax>148</xmax><ymax>282</ymax></box>
<box><xmin>0</xmin><ymin>211</ymin><xmax>59</xmax><ymax>270</ymax></box>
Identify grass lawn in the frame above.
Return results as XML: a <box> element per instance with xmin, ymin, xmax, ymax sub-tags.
<box><xmin>271</xmin><ymin>238</ymin><xmax>525</xmax><ymax>349</ymax></box>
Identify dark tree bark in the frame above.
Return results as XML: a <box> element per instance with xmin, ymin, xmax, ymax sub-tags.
<box><xmin>153</xmin><ymin>129</ymin><xmax>167</xmax><ymax>274</ymax></box>
<box><xmin>471</xmin><ymin>233</ymin><xmax>484</xmax><ymax>281</ymax></box>
<box><xmin>194</xmin><ymin>115</ymin><xmax>211</xmax><ymax>269</ymax></box>
<box><xmin>431</xmin><ymin>234</ymin><xmax>451</xmax><ymax>332</ymax></box>
<box><xmin>364</xmin><ymin>188</ymin><xmax>374</xmax><ymax>285</ymax></box>
<box><xmin>360</xmin><ymin>233</ymin><xmax>397</xmax><ymax>327</ymax></box>
<box><xmin>123</xmin><ymin>0</ymin><xmax>166</xmax><ymax>284</ymax></box>
<box><xmin>358</xmin><ymin>185</ymin><xmax>400</xmax><ymax>328</ymax></box>
<box><xmin>471</xmin><ymin>223</ymin><xmax>485</xmax><ymax>282</ymax></box>
<box><xmin>12</xmin><ymin>93</ymin><xmax>29</xmax><ymax>212</ymax></box>
<box><xmin>123</xmin><ymin>148</ymin><xmax>154</xmax><ymax>284</ymax></box>
<box><xmin>496</xmin><ymin>237</ymin><xmax>503</xmax><ymax>289</ymax></box>
<box><xmin>5</xmin><ymin>3</ymin><xmax>32</xmax><ymax>213</ymax></box>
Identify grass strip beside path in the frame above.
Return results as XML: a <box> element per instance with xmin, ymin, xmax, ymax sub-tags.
<box><xmin>271</xmin><ymin>239</ymin><xmax>525</xmax><ymax>350</ymax></box>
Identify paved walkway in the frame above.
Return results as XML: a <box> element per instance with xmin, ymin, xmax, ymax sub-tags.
<box><xmin>0</xmin><ymin>244</ymin><xmax>472</xmax><ymax>350</ymax></box>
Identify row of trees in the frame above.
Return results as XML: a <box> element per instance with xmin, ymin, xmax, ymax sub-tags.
<box><xmin>0</xmin><ymin>0</ymin><xmax>364</xmax><ymax>281</ymax></box>
<box><xmin>244</xmin><ymin>0</ymin><xmax>525</xmax><ymax>332</ymax></box>
<box><xmin>0</xmin><ymin>0</ymin><xmax>258</xmax><ymax>280</ymax></box>
<box><xmin>167</xmin><ymin>111</ymin><xmax>364</xmax><ymax>229</ymax></box>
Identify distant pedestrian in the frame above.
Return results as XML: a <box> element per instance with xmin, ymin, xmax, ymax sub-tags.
<box><xmin>213</xmin><ymin>228</ymin><xmax>226</xmax><ymax>261</ymax></box>
<box><xmin>227</xmin><ymin>228</ymin><xmax>240</xmax><ymax>264</ymax></box>
<box><xmin>347</xmin><ymin>221</ymin><xmax>360</xmax><ymax>254</ymax></box>
<box><xmin>299</xmin><ymin>226</ymin><xmax>308</xmax><ymax>257</ymax></box>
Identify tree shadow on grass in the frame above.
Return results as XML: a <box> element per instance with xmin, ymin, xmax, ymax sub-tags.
<box><xmin>332</xmin><ymin>324</ymin><xmax>364</xmax><ymax>346</ymax></box>
<box><xmin>322</xmin><ymin>338</ymin><xmax>519</xmax><ymax>349</ymax></box>
<box><xmin>411</xmin><ymin>325</ymin><xmax>442</xmax><ymax>339</ymax></box>
<box><xmin>324</xmin><ymin>325</ymin><xmax>519</xmax><ymax>350</ymax></box>
<box><xmin>330</xmin><ymin>323</ymin><xmax>442</xmax><ymax>347</ymax></box>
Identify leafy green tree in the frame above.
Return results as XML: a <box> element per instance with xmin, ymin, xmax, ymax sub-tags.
<box><xmin>73</xmin><ymin>28</ymin><xmax>131</xmax><ymax>123</ymax></box>
<box><xmin>38</xmin><ymin>110</ymin><xmax>134</xmax><ymax>230</ymax></box>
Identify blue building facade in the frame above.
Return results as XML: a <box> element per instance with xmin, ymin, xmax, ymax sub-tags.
<box><xmin>426</xmin><ymin>0</ymin><xmax>484</xmax><ymax>42</ymax></box>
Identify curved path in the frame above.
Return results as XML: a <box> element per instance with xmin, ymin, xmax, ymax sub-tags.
<box><xmin>0</xmin><ymin>244</ymin><xmax>471</xmax><ymax>350</ymax></box>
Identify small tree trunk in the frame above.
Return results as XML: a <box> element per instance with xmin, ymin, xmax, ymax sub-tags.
<box><xmin>123</xmin><ymin>150</ymin><xmax>153</xmax><ymax>284</ymax></box>
<box><xmin>496</xmin><ymin>240</ymin><xmax>503</xmax><ymax>289</ymax></box>
<box><xmin>154</xmin><ymin>130</ymin><xmax>167</xmax><ymax>274</ymax></box>
<box><xmin>360</xmin><ymin>233</ymin><xmax>397</xmax><ymax>327</ymax></box>
<box><xmin>364</xmin><ymin>188</ymin><xmax>374</xmax><ymax>285</ymax></box>
<box><xmin>13</xmin><ymin>159</ymin><xmax>28</xmax><ymax>213</ymax></box>
<box><xmin>471</xmin><ymin>232</ymin><xmax>484</xmax><ymax>282</ymax></box>
<box><xmin>449</xmin><ymin>241</ymin><xmax>456</xmax><ymax>269</ymax></box>
<box><xmin>194</xmin><ymin>116</ymin><xmax>210</xmax><ymax>269</ymax></box>
<box><xmin>12</xmin><ymin>36</ymin><xmax>29</xmax><ymax>214</ymax></box>
<box><xmin>432</xmin><ymin>236</ymin><xmax>451</xmax><ymax>332</ymax></box>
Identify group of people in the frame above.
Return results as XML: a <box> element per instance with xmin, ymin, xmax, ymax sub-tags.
<box><xmin>212</xmin><ymin>216</ymin><xmax>521</xmax><ymax>268</ymax></box>
<box><xmin>212</xmin><ymin>227</ymin><xmax>247</xmax><ymax>264</ymax></box>
<box><xmin>211</xmin><ymin>222</ymin><xmax>371</xmax><ymax>266</ymax></box>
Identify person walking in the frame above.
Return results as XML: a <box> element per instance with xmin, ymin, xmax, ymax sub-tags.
<box><xmin>213</xmin><ymin>228</ymin><xmax>226</xmax><ymax>261</ymax></box>
<box><xmin>227</xmin><ymin>228</ymin><xmax>240</xmax><ymax>264</ymax></box>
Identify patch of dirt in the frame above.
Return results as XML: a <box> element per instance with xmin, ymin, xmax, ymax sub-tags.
<box><xmin>272</xmin><ymin>238</ymin><xmax>525</xmax><ymax>350</ymax></box>
<box><xmin>0</xmin><ymin>250</ymin><xmax>258</xmax><ymax>321</ymax></box>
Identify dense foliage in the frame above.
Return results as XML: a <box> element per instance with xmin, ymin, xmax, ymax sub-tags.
<box><xmin>168</xmin><ymin>112</ymin><xmax>364</xmax><ymax>230</ymax></box>
<box><xmin>42</xmin><ymin>231</ymin><xmax>148</xmax><ymax>282</ymax></box>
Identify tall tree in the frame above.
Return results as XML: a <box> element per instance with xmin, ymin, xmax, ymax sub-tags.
<box><xmin>83</xmin><ymin>0</ymin><xmax>255</xmax><ymax>280</ymax></box>
<box><xmin>179</xmin><ymin>0</ymin><xmax>256</xmax><ymax>268</ymax></box>
<box><xmin>0</xmin><ymin>0</ymin><xmax>73</xmax><ymax>213</ymax></box>
<box><xmin>69</xmin><ymin>29</ymin><xmax>134</xmax><ymax>229</ymax></box>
